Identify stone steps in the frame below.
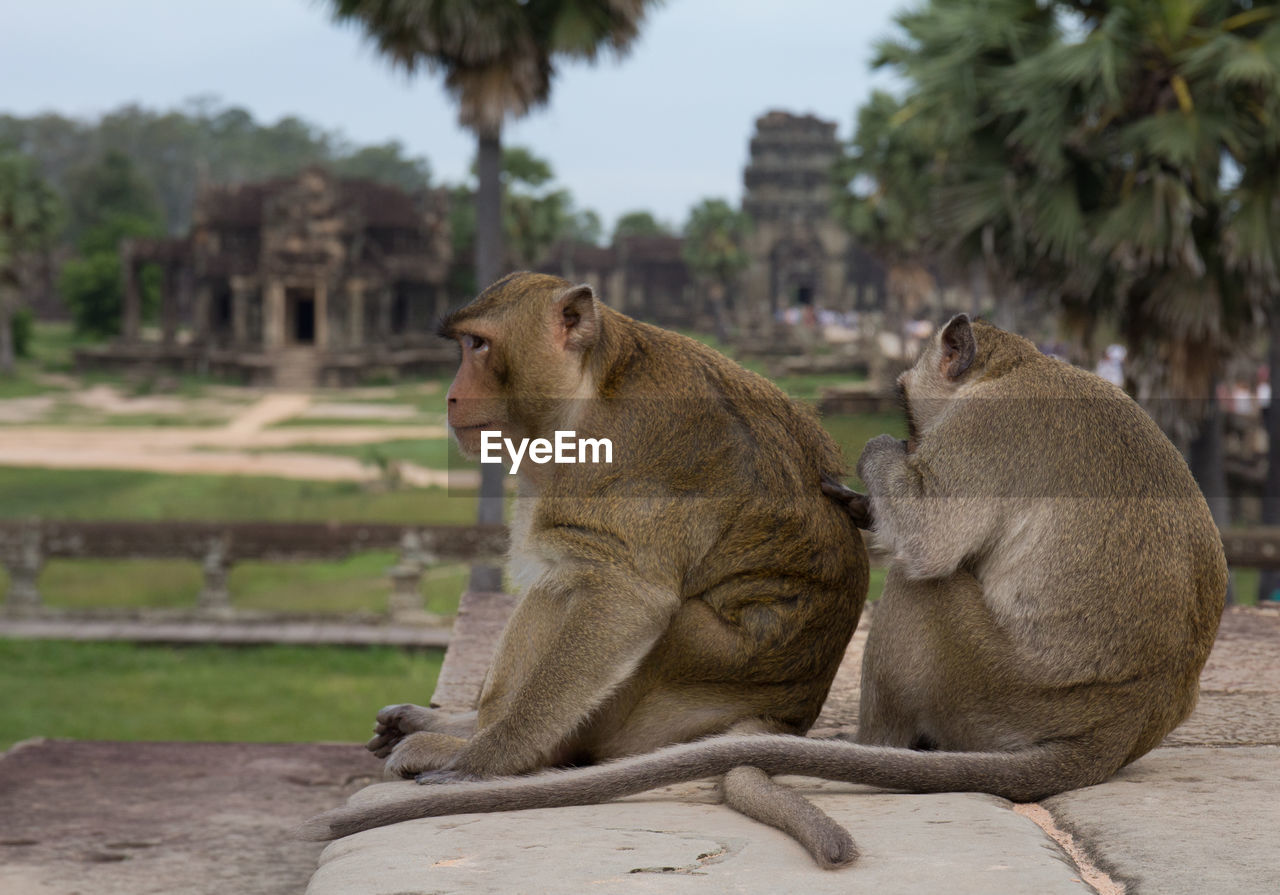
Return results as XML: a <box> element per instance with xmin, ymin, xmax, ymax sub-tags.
<box><xmin>274</xmin><ymin>347</ymin><xmax>319</xmax><ymax>390</ymax></box>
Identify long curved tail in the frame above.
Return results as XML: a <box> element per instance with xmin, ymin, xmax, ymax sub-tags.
<box><xmin>300</xmin><ymin>734</ymin><xmax>1094</xmax><ymax>841</ymax></box>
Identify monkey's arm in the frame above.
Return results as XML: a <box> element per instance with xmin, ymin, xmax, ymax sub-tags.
<box><xmin>408</xmin><ymin>562</ymin><xmax>680</xmax><ymax>781</ymax></box>
<box><xmin>856</xmin><ymin>434</ymin><xmax>981</xmax><ymax>579</ymax></box>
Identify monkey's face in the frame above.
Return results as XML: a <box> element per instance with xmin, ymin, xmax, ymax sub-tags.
<box><xmin>440</xmin><ymin>275</ymin><xmax>602</xmax><ymax>460</ymax></box>
<box><xmin>445</xmin><ymin>327</ymin><xmax>510</xmax><ymax>457</ymax></box>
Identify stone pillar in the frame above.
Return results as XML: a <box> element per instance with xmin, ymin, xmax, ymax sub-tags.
<box><xmin>264</xmin><ymin>280</ymin><xmax>285</xmax><ymax>349</ymax></box>
<box><xmin>315</xmin><ymin>281</ymin><xmax>328</xmax><ymax>349</ymax></box>
<box><xmin>192</xmin><ymin>283</ymin><xmax>212</xmax><ymax>346</ymax></box>
<box><xmin>197</xmin><ymin>536</ymin><xmax>232</xmax><ymax>612</ymax></box>
<box><xmin>160</xmin><ymin>264</ymin><xmax>179</xmax><ymax>346</ymax></box>
<box><xmin>3</xmin><ymin>525</ymin><xmax>43</xmax><ymax>612</ymax></box>
<box><xmin>348</xmin><ymin>283</ymin><xmax>365</xmax><ymax>347</ymax></box>
<box><xmin>379</xmin><ymin>287</ymin><xmax>393</xmax><ymax>342</ymax></box>
<box><xmin>231</xmin><ymin>278</ymin><xmax>250</xmax><ymax>346</ymax></box>
<box><xmin>387</xmin><ymin>531</ymin><xmax>440</xmax><ymax>622</ymax></box>
<box><xmin>121</xmin><ymin>245</ymin><xmax>141</xmax><ymax>343</ymax></box>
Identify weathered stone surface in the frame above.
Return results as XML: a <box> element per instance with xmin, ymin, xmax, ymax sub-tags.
<box><xmin>1045</xmin><ymin>746</ymin><xmax>1280</xmax><ymax>895</ymax></box>
<box><xmin>305</xmin><ymin>602</ymin><xmax>1280</xmax><ymax>895</ymax></box>
<box><xmin>0</xmin><ymin>739</ymin><xmax>382</xmax><ymax>895</ymax></box>
<box><xmin>308</xmin><ymin>784</ymin><xmax>1091</xmax><ymax>895</ymax></box>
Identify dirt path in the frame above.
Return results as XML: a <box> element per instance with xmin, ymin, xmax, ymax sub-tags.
<box><xmin>0</xmin><ymin>393</ymin><xmax>477</xmax><ymax>487</ymax></box>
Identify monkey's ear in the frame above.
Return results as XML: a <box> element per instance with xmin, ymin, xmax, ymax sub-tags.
<box><xmin>554</xmin><ymin>283</ymin><xmax>600</xmax><ymax>352</ymax></box>
<box><xmin>940</xmin><ymin>314</ymin><xmax>976</xmax><ymax>380</ymax></box>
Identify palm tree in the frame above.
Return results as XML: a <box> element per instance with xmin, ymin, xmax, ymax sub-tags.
<box><xmin>329</xmin><ymin>0</ymin><xmax>660</xmax><ymax>590</ymax></box>
<box><xmin>836</xmin><ymin>89</ymin><xmax>949</xmax><ymax>345</ymax></box>
<box><xmin>851</xmin><ymin>0</ymin><xmax>1280</xmax><ymax>549</ymax></box>
<box><xmin>682</xmin><ymin>198</ymin><xmax>751</xmax><ymax>340</ymax></box>
<box><xmin>0</xmin><ymin>149</ymin><xmax>61</xmax><ymax>375</ymax></box>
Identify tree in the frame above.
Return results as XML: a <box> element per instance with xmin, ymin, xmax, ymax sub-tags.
<box><xmin>836</xmin><ymin>89</ymin><xmax>947</xmax><ymax>337</ymax></box>
<box><xmin>447</xmin><ymin>146</ymin><xmax>602</xmax><ymax>296</ymax></box>
<box><xmin>612</xmin><ymin>209</ymin><xmax>670</xmax><ymax>241</ymax></box>
<box><xmin>847</xmin><ymin>0</ymin><xmax>1280</xmax><ymax>548</ymax></box>
<box><xmin>332</xmin><ymin>140</ymin><xmax>433</xmax><ymax>193</ymax></box>
<box><xmin>2</xmin><ymin>101</ymin><xmax>439</xmax><ymax>238</ymax></box>
<box><xmin>0</xmin><ymin>149</ymin><xmax>61</xmax><ymax>374</ymax></box>
<box><xmin>683</xmin><ymin>198</ymin><xmax>751</xmax><ymax>339</ymax></box>
<box><xmin>59</xmin><ymin>152</ymin><xmax>165</xmax><ymax>338</ymax></box>
<box><xmin>330</xmin><ymin>0</ymin><xmax>660</xmax><ymax>590</ymax></box>
<box><xmin>64</xmin><ymin>149</ymin><xmax>162</xmax><ymax>246</ymax></box>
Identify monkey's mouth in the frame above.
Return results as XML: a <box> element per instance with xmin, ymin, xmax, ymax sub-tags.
<box><xmin>451</xmin><ymin>422</ymin><xmax>496</xmax><ymax>434</ymax></box>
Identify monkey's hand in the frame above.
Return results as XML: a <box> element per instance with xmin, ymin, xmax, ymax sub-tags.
<box><xmin>856</xmin><ymin>434</ymin><xmax>908</xmax><ymax>492</ymax></box>
<box><xmin>820</xmin><ymin>476</ymin><xmax>874</xmax><ymax>529</ymax></box>
<box><xmin>383</xmin><ymin>732</ymin><xmax>469</xmax><ymax>779</ymax></box>
<box><xmin>368</xmin><ymin>705</ymin><xmax>477</xmax><ymax>757</ymax></box>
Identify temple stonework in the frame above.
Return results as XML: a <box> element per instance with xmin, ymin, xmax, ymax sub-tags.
<box><xmin>78</xmin><ymin>167</ymin><xmax>453</xmax><ymax>387</ymax></box>
<box><xmin>541</xmin><ymin>109</ymin><xmax>885</xmax><ymax>327</ymax></box>
<box><xmin>741</xmin><ymin>110</ymin><xmax>884</xmax><ymax>315</ymax></box>
<box><xmin>77</xmin><ymin>111</ymin><xmax>889</xmax><ymax>388</ymax></box>
<box><xmin>538</xmin><ymin>235</ymin><xmax>698</xmax><ymax>329</ymax></box>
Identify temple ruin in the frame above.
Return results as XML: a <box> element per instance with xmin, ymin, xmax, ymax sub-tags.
<box><xmin>741</xmin><ymin>110</ymin><xmax>885</xmax><ymax>315</ymax></box>
<box><xmin>540</xmin><ymin>109</ymin><xmax>887</xmax><ymax>326</ymax></box>
<box><xmin>539</xmin><ymin>235</ymin><xmax>698</xmax><ymax>329</ymax></box>
<box><xmin>76</xmin><ymin>167</ymin><xmax>454</xmax><ymax>387</ymax></box>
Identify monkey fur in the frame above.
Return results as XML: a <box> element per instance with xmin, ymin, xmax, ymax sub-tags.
<box><xmin>304</xmin><ymin>272</ymin><xmax>870</xmax><ymax>867</ymax></box>
<box><xmin>304</xmin><ymin>312</ymin><xmax>1226</xmax><ymax>869</ymax></box>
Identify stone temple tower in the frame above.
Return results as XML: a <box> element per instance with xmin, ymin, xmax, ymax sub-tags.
<box><xmin>741</xmin><ymin>110</ymin><xmax>860</xmax><ymax>316</ymax></box>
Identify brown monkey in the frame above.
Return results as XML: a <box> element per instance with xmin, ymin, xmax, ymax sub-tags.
<box><xmin>304</xmin><ymin>314</ymin><xmax>1225</xmax><ymax>859</ymax></box>
<box><xmin>306</xmin><ymin>272</ymin><xmax>870</xmax><ymax>867</ymax></box>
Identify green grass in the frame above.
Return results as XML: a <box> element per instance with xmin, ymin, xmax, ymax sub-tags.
<box><xmin>277</xmin><ymin>437</ymin><xmax>469</xmax><ymax>471</ymax></box>
<box><xmin>0</xmin><ymin>374</ymin><xmax>54</xmax><ymax>399</ymax></box>
<box><xmin>0</xmin><ymin>639</ymin><xmax>442</xmax><ymax>750</ymax></box>
<box><xmin>270</xmin><ymin>416</ymin><xmax>435</xmax><ymax>428</ymax></box>
<box><xmin>1231</xmin><ymin>567</ymin><xmax>1262</xmax><ymax>606</ymax></box>
<box><xmin>0</xmin><ymin>467</ymin><xmax>477</xmax><ymax>523</ymax></box>
<box><xmin>92</xmin><ymin>412</ymin><xmax>231</xmax><ymax>427</ymax></box>
<box><xmin>0</xmin><ymin>553</ymin><xmax>469</xmax><ymax>615</ymax></box>
<box><xmin>867</xmin><ymin>566</ymin><xmax>886</xmax><ymax>603</ymax></box>
<box><xmin>772</xmin><ymin>371</ymin><xmax>868</xmax><ymax>400</ymax></box>
<box><xmin>821</xmin><ymin>412</ymin><xmax>908</xmax><ymax>484</ymax></box>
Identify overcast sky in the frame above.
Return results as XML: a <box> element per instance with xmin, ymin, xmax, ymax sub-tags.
<box><xmin>2</xmin><ymin>0</ymin><xmax>908</xmax><ymax>230</ymax></box>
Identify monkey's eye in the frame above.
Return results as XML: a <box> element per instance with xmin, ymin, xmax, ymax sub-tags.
<box><xmin>461</xmin><ymin>334</ymin><xmax>489</xmax><ymax>354</ymax></box>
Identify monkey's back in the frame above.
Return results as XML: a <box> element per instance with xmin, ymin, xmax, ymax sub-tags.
<box><xmin>541</xmin><ymin>309</ymin><xmax>869</xmax><ymax>741</ymax></box>
<box><xmin>895</xmin><ymin>333</ymin><xmax>1225</xmax><ymax>763</ymax></box>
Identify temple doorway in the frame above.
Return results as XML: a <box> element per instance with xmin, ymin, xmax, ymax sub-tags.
<box><xmin>286</xmin><ymin>288</ymin><xmax>316</xmax><ymax>345</ymax></box>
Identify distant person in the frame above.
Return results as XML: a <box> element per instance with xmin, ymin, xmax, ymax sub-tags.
<box><xmin>1258</xmin><ymin>365</ymin><xmax>1271</xmax><ymax>430</ymax></box>
<box><xmin>1095</xmin><ymin>344</ymin><xmax>1126</xmax><ymax>387</ymax></box>
<box><xmin>1231</xmin><ymin>379</ymin><xmax>1254</xmax><ymax>416</ymax></box>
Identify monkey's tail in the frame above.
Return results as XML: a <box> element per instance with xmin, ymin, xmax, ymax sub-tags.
<box><xmin>299</xmin><ymin>734</ymin><xmax>1098</xmax><ymax>840</ymax></box>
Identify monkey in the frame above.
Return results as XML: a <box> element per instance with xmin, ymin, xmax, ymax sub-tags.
<box><xmin>303</xmin><ymin>313</ymin><xmax>1226</xmax><ymax>866</ymax></box>
<box><xmin>303</xmin><ymin>272</ymin><xmax>871</xmax><ymax>868</ymax></box>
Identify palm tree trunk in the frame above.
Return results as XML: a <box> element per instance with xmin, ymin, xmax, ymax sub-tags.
<box><xmin>0</xmin><ymin>285</ymin><xmax>15</xmax><ymax>376</ymax></box>
<box><xmin>709</xmin><ymin>281</ymin><xmax>730</xmax><ymax>342</ymax></box>
<box><xmin>1188</xmin><ymin>385</ymin><xmax>1233</xmax><ymax>605</ymax></box>
<box><xmin>471</xmin><ymin>125</ymin><xmax>505</xmax><ymax>593</ymax></box>
<box><xmin>1261</xmin><ymin>301</ymin><xmax>1280</xmax><ymax>603</ymax></box>
<box><xmin>475</xmin><ymin>128</ymin><xmax>503</xmax><ymax>290</ymax></box>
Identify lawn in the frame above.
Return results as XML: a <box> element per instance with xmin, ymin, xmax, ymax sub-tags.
<box><xmin>0</xmin><ymin>639</ymin><xmax>442</xmax><ymax>750</ymax></box>
<box><xmin>822</xmin><ymin>411</ymin><xmax>908</xmax><ymax>485</ymax></box>
<box><xmin>0</xmin><ymin>467</ymin><xmax>477</xmax><ymax>523</ymax></box>
<box><xmin>275</xmin><ymin>437</ymin><xmax>468</xmax><ymax>472</ymax></box>
<box><xmin>0</xmin><ymin>553</ymin><xmax>469</xmax><ymax>615</ymax></box>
